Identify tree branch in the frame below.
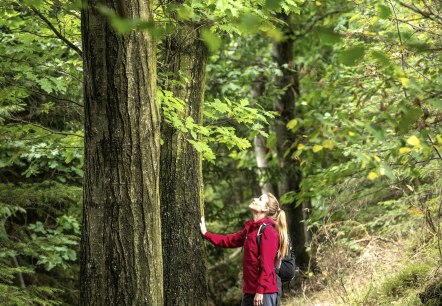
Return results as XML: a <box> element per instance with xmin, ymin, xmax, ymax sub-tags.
<box><xmin>397</xmin><ymin>1</ymin><xmax>442</xmax><ymax>26</ymax></box>
<box><xmin>30</xmin><ymin>6</ymin><xmax>83</xmax><ymax>57</ymax></box>
<box><xmin>7</xmin><ymin>117</ymin><xmax>84</xmax><ymax>138</ymax></box>
<box><xmin>294</xmin><ymin>9</ymin><xmax>346</xmax><ymax>41</ymax></box>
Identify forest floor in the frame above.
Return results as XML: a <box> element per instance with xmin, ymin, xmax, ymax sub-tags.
<box><xmin>283</xmin><ymin>230</ymin><xmax>441</xmax><ymax>306</ymax></box>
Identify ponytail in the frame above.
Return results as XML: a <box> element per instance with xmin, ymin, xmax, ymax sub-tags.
<box><xmin>276</xmin><ymin>209</ymin><xmax>289</xmax><ymax>259</ymax></box>
<box><xmin>266</xmin><ymin>193</ymin><xmax>289</xmax><ymax>260</ymax></box>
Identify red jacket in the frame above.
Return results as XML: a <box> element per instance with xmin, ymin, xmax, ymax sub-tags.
<box><xmin>204</xmin><ymin>218</ymin><xmax>279</xmax><ymax>294</ymax></box>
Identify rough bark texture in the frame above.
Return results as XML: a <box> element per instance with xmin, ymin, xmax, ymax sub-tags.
<box><xmin>80</xmin><ymin>1</ymin><xmax>163</xmax><ymax>305</ymax></box>
<box><xmin>272</xmin><ymin>13</ymin><xmax>309</xmax><ymax>268</ymax></box>
<box><xmin>159</xmin><ymin>23</ymin><xmax>209</xmax><ymax>306</ymax></box>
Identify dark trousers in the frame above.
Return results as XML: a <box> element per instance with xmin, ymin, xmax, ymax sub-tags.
<box><xmin>241</xmin><ymin>293</ymin><xmax>278</xmax><ymax>306</ymax></box>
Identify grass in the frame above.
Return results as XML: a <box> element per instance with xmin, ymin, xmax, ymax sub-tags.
<box><xmin>283</xmin><ymin>229</ymin><xmax>441</xmax><ymax>306</ymax></box>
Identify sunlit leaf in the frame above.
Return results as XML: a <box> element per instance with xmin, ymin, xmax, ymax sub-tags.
<box><xmin>400</xmin><ymin>77</ymin><xmax>410</xmax><ymax>88</ymax></box>
<box><xmin>367</xmin><ymin>172</ymin><xmax>378</xmax><ymax>180</ymax></box>
<box><xmin>312</xmin><ymin>145</ymin><xmax>323</xmax><ymax>153</ymax></box>
<box><xmin>286</xmin><ymin>119</ymin><xmax>298</xmax><ymax>129</ymax></box>
<box><xmin>322</xmin><ymin>139</ymin><xmax>334</xmax><ymax>149</ymax></box>
<box><xmin>399</xmin><ymin>147</ymin><xmax>411</xmax><ymax>154</ymax></box>
<box><xmin>406</xmin><ymin>135</ymin><xmax>420</xmax><ymax>147</ymax></box>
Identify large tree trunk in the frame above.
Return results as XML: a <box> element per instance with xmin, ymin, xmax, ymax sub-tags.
<box><xmin>272</xmin><ymin>13</ymin><xmax>309</xmax><ymax>269</ymax></box>
<box><xmin>80</xmin><ymin>1</ymin><xmax>163</xmax><ymax>305</ymax></box>
<box><xmin>159</xmin><ymin>23</ymin><xmax>209</xmax><ymax>305</ymax></box>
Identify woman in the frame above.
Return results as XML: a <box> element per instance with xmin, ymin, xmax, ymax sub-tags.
<box><xmin>200</xmin><ymin>193</ymin><xmax>289</xmax><ymax>306</ymax></box>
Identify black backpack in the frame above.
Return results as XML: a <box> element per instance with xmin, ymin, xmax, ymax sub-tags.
<box><xmin>257</xmin><ymin>224</ymin><xmax>296</xmax><ymax>284</ymax></box>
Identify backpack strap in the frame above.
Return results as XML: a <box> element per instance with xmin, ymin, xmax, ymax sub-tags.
<box><xmin>256</xmin><ymin>223</ymin><xmax>271</xmax><ymax>249</ymax></box>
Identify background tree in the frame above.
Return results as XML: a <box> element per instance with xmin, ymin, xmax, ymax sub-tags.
<box><xmin>80</xmin><ymin>0</ymin><xmax>163</xmax><ymax>304</ymax></box>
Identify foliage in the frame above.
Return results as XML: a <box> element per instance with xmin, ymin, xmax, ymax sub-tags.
<box><xmin>1</xmin><ymin>0</ymin><xmax>441</xmax><ymax>304</ymax></box>
<box><xmin>159</xmin><ymin>88</ymin><xmax>273</xmax><ymax>162</ymax></box>
<box><xmin>0</xmin><ymin>1</ymin><xmax>83</xmax><ymax>303</ymax></box>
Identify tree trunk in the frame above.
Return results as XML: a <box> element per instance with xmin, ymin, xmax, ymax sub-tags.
<box><xmin>251</xmin><ymin>76</ymin><xmax>274</xmax><ymax>194</ymax></box>
<box><xmin>159</xmin><ymin>23</ymin><xmax>209</xmax><ymax>305</ymax></box>
<box><xmin>272</xmin><ymin>13</ymin><xmax>309</xmax><ymax>268</ymax></box>
<box><xmin>80</xmin><ymin>1</ymin><xmax>163</xmax><ymax>305</ymax></box>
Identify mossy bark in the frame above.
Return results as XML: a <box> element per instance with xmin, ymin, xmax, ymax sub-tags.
<box><xmin>159</xmin><ymin>23</ymin><xmax>209</xmax><ymax>305</ymax></box>
<box><xmin>80</xmin><ymin>0</ymin><xmax>163</xmax><ymax>305</ymax></box>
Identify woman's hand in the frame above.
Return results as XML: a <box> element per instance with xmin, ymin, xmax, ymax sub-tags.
<box><xmin>253</xmin><ymin>293</ymin><xmax>263</xmax><ymax>306</ymax></box>
<box><xmin>199</xmin><ymin>217</ymin><xmax>207</xmax><ymax>235</ymax></box>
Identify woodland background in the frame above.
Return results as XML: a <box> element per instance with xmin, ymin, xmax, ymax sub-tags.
<box><xmin>0</xmin><ymin>0</ymin><xmax>441</xmax><ymax>305</ymax></box>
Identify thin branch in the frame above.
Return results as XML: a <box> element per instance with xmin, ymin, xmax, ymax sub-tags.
<box><xmin>29</xmin><ymin>6</ymin><xmax>83</xmax><ymax>57</ymax></box>
<box><xmin>7</xmin><ymin>117</ymin><xmax>83</xmax><ymax>138</ymax></box>
<box><xmin>1</xmin><ymin>79</ymin><xmax>83</xmax><ymax>108</ymax></box>
<box><xmin>396</xmin><ymin>18</ymin><xmax>442</xmax><ymax>37</ymax></box>
<box><xmin>397</xmin><ymin>1</ymin><xmax>442</xmax><ymax>26</ymax></box>
<box><xmin>422</xmin><ymin>0</ymin><xmax>442</xmax><ymax>23</ymax></box>
<box><xmin>294</xmin><ymin>9</ymin><xmax>345</xmax><ymax>41</ymax></box>
<box><xmin>427</xmin><ymin>135</ymin><xmax>442</xmax><ymax>161</ymax></box>
<box><xmin>389</xmin><ymin>0</ymin><xmax>409</xmax><ymax>99</ymax></box>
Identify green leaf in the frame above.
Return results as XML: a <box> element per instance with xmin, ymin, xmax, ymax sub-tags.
<box><xmin>239</xmin><ymin>13</ymin><xmax>261</xmax><ymax>33</ymax></box>
<box><xmin>200</xmin><ymin>28</ymin><xmax>221</xmax><ymax>53</ymax></box>
<box><xmin>371</xmin><ymin>50</ymin><xmax>390</xmax><ymax>66</ymax></box>
<box><xmin>317</xmin><ymin>27</ymin><xmax>342</xmax><ymax>45</ymax></box>
<box><xmin>377</xmin><ymin>4</ymin><xmax>392</xmax><ymax>19</ymax></box>
<box><xmin>38</xmin><ymin>79</ymin><xmax>53</xmax><ymax>94</ymax></box>
<box><xmin>430</xmin><ymin>99</ymin><xmax>442</xmax><ymax>109</ymax></box>
<box><xmin>338</xmin><ymin>46</ymin><xmax>365</xmax><ymax>66</ymax></box>
<box><xmin>211</xmin><ymin>99</ymin><xmax>230</xmax><ymax>114</ymax></box>
<box><xmin>398</xmin><ymin>107</ymin><xmax>423</xmax><ymax>133</ymax></box>
<box><xmin>264</xmin><ymin>0</ymin><xmax>283</xmax><ymax>10</ymax></box>
<box><xmin>280</xmin><ymin>191</ymin><xmax>297</xmax><ymax>205</ymax></box>
<box><xmin>176</xmin><ymin>4</ymin><xmax>194</xmax><ymax>20</ymax></box>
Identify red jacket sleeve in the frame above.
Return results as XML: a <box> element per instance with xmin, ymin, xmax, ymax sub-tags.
<box><xmin>256</xmin><ymin>226</ymin><xmax>278</xmax><ymax>294</ymax></box>
<box><xmin>203</xmin><ymin>227</ymin><xmax>247</xmax><ymax>248</ymax></box>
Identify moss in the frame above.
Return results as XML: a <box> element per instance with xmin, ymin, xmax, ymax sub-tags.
<box><xmin>381</xmin><ymin>263</ymin><xmax>431</xmax><ymax>297</ymax></box>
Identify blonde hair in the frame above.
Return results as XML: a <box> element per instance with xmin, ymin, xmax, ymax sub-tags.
<box><xmin>266</xmin><ymin>193</ymin><xmax>289</xmax><ymax>259</ymax></box>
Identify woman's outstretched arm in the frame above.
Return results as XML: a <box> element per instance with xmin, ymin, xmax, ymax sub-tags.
<box><xmin>200</xmin><ymin>217</ymin><xmax>247</xmax><ymax>248</ymax></box>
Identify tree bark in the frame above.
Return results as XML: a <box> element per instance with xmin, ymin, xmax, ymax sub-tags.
<box><xmin>80</xmin><ymin>1</ymin><xmax>163</xmax><ymax>305</ymax></box>
<box><xmin>251</xmin><ymin>75</ymin><xmax>274</xmax><ymax>194</ymax></box>
<box><xmin>159</xmin><ymin>22</ymin><xmax>209</xmax><ymax>305</ymax></box>
<box><xmin>272</xmin><ymin>13</ymin><xmax>309</xmax><ymax>268</ymax></box>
